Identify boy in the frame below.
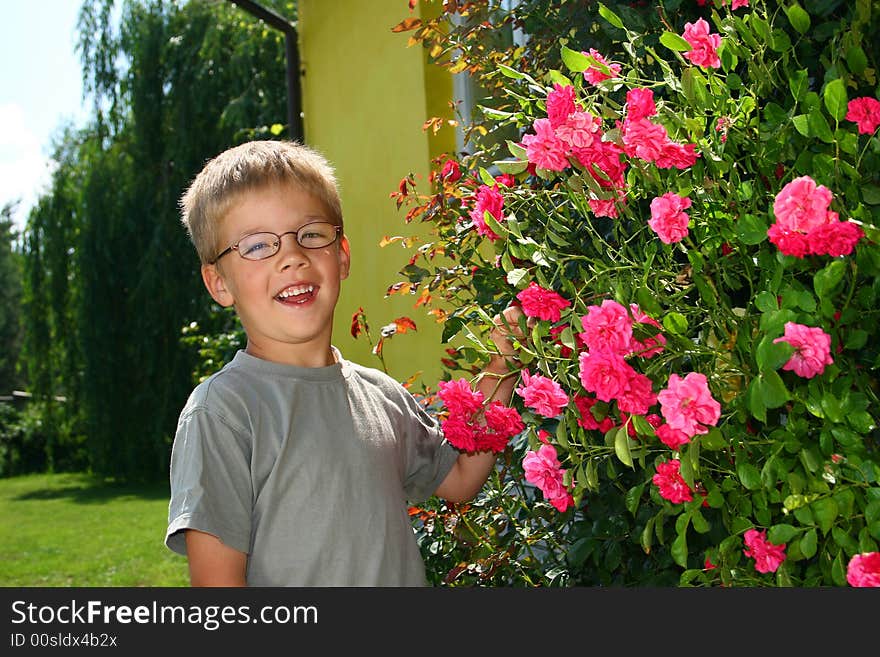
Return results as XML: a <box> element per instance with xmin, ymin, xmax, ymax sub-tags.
<box><xmin>165</xmin><ymin>140</ymin><xmax>523</xmax><ymax>586</ymax></box>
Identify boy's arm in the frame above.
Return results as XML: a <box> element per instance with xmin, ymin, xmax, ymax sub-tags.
<box><xmin>433</xmin><ymin>306</ymin><xmax>525</xmax><ymax>503</ymax></box>
<box><xmin>184</xmin><ymin>529</ymin><xmax>248</xmax><ymax>586</ymax></box>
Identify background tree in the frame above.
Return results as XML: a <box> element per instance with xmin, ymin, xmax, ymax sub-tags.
<box><xmin>17</xmin><ymin>0</ymin><xmax>294</xmax><ymax>481</ymax></box>
<box><xmin>0</xmin><ymin>202</ymin><xmax>24</xmax><ymax>394</ymax></box>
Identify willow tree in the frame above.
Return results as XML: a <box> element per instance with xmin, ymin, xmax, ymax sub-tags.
<box><xmin>20</xmin><ymin>0</ymin><xmax>294</xmax><ymax>480</ymax></box>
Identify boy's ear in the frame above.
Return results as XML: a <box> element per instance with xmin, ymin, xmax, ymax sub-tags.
<box><xmin>338</xmin><ymin>235</ymin><xmax>351</xmax><ymax>280</ymax></box>
<box><xmin>201</xmin><ymin>264</ymin><xmax>235</xmax><ymax>307</ymax></box>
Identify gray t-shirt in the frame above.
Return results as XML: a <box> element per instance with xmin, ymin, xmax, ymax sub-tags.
<box><xmin>165</xmin><ymin>348</ymin><xmax>459</xmax><ymax>586</ymax></box>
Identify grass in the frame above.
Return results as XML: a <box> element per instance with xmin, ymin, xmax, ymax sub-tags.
<box><xmin>0</xmin><ymin>472</ymin><xmax>190</xmax><ymax>587</ymax></box>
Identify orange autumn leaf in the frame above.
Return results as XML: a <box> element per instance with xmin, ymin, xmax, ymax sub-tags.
<box><xmin>394</xmin><ymin>317</ymin><xmax>417</xmax><ymax>333</ymax></box>
<box><xmin>391</xmin><ymin>17</ymin><xmax>422</xmax><ymax>32</ymax></box>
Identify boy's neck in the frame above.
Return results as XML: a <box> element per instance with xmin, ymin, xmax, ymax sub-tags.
<box><xmin>244</xmin><ymin>341</ymin><xmax>338</xmax><ymax>368</ymax></box>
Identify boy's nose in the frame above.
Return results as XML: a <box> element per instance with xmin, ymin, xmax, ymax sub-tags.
<box><xmin>275</xmin><ymin>233</ymin><xmax>309</xmax><ymax>268</ymax></box>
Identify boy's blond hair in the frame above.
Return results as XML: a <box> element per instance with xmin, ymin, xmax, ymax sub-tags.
<box><xmin>180</xmin><ymin>140</ymin><xmax>343</xmax><ymax>265</ymax></box>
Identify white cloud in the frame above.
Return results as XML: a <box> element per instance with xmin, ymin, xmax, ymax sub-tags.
<box><xmin>0</xmin><ymin>102</ymin><xmax>55</xmax><ymax>233</ymax></box>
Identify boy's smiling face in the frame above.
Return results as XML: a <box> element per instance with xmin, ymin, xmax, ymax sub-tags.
<box><xmin>201</xmin><ymin>182</ymin><xmax>350</xmax><ymax>367</ymax></box>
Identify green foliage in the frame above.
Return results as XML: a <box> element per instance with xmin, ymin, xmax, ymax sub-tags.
<box><xmin>398</xmin><ymin>0</ymin><xmax>880</xmax><ymax>586</ymax></box>
<box><xmin>18</xmin><ymin>0</ymin><xmax>294</xmax><ymax>481</ymax></box>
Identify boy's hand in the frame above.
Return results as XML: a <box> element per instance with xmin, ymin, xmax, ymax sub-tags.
<box><xmin>488</xmin><ymin>304</ymin><xmax>529</xmax><ymax>368</ymax></box>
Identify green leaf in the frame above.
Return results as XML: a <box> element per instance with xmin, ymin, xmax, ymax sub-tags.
<box><xmin>737</xmin><ymin>213</ymin><xmax>768</xmax><ymax>245</ymax></box>
<box><xmin>560</xmin><ymin>46</ymin><xmax>591</xmax><ymax>73</ymax></box>
<box><xmin>747</xmin><ymin>378</ymin><xmax>767</xmax><ymax>422</ymax></box>
<box><xmin>813</xmin><ymin>259</ymin><xmax>846</xmax><ymax>299</ymax></box>
<box><xmin>789</xmin><ymin>69</ymin><xmax>809</xmax><ymax>101</ymax></box>
<box><xmin>799</xmin><ymin>528</ymin><xmax>818</xmax><ymax>558</ymax></box>
<box><xmin>506</xmin><ymin>140</ymin><xmax>527</xmax><ymax>160</ymax></box>
<box><xmin>555</xmin><ymin>417</ymin><xmax>570</xmax><ymax>449</ymax></box>
<box><xmin>846</xmin><ymin>46</ymin><xmax>868</xmax><ymax>74</ymax></box>
<box><xmin>614</xmin><ymin>426</ymin><xmax>634</xmax><ymax>468</ymax></box>
<box><xmin>700</xmin><ymin>427</ymin><xmax>726</xmax><ymax>451</ymax></box>
<box><xmin>785</xmin><ymin>2</ymin><xmax>811</xmax><ymax>35</ymax></box>
<box><xmin>812</xmin><ymin>497</ymin><xmax>839</xmax><ymax>534</ymax></box>
<box><xmin>507</xmin><ymin>269</ymin><xmax>529</xmax><ymax>288</ymax></box>
<box><xmin>671</xmin><ymin>530</ymin><xmax>689</xmax><ymax>568</ymax></box>
<box><xmin>808</xmin><ymin>110</ymin><xmax>834</xmax><ymax>143</ymax></box>
<box><xmin>755</xmin><ymin>290</ymin><xmax>779</xmax><ymax>313</ymax></box>
<box><xmin>660</xmin><ymin>31</ymin><xmax>692</xmax><ymax>52</ymax></box>
<box><xmin>497</xmin><ymin>63</ymin><xmax>525</xmax><ymax>79</ymax></box>
<box><xmin>756</xmin><ymin>335</ymin><xmax>794</xmax><ymax>372</ymax></box>
<box><xmin>478</xmin><ymin>167</ymin><xmax>497</xmax><ymax>187</ymax></box>
<box><xmin>662</xmin><ymin>312</ymin><xmax>688</xmax><ymax>335</ymax></box>
<box><xmin>640</xmin><ymin>516</ymin><xmax>655</xmax><ymax>553</ymax></box>
<box><xmin>737</xmin><ymin>462</ymin><xmax>763</xmax><ymax>490</ymax></box>
<box><xmin>493</xmin><ymin>159</ymin><xmax>529</xmax><ymax>175</ymax></box>
<box><xmin>823</xmin><ymin>79</ymin><xmax>848</xmax><ymax>121</ymax></box>
<box><xmin>759</xmin><ymin>370</ymin><xmax>791</xmax><ymax>409</ymax></box>
<box><xmin>768</xmin><ymin>523</ymin><xmax>799</xmax><ymax>544</ymax></box>
<box><xmin>597</xmin><ymin>2</ymin><xmax>625</xmax><ymax>29</ymax></box>
<box><xmin>792</xmin><ymin>114</ymin><xmax>811</xmax><ymax>137</ymax></box>
<box><xmin>625</xmin><ymin>484</ymin><xmax>645</xmax><ymax>516</ymax></box>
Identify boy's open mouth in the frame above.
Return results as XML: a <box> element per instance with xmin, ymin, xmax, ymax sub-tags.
<box><xmin>275</xmin><ymin>284</ymin><xmax>316</xmax><ymax>305</ymax></box>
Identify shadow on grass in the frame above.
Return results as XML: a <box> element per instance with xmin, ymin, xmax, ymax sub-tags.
<box><xmin>13</xmin><ymin>473</ymin><xmax>170</xmax><ymax>504</ymax></box>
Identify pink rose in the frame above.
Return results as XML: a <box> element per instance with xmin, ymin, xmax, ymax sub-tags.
<box><xmin>846</xmin><ymin>552</ymin><xmax>880</xmax><ymax>587</ymax></box>
<box><xmin>682</xmin><ymin>18</ymin><xmax>721</xmax><ymax>69</ymax></box>
<box><xmin>578</xmin><ymin>350</ymin><xmax>634</xmax><ymax>403</ymax></box>
<box><xmin>523</xmin><ymin>444</ymin><xmax>573</xmax><ymax>512</ymax></box>
<box><xmin>468</xmin><ymin>184</ymin><xmax>505</xmax><ymax>241</ymax></box>
<box><xmin>656</xmin><ymin>423</ymin><xmax>691</xmax><ymax>450</ymax></box>
<box><xmin>845</xmin><ymin>97</ymin><xmax>880</xmax><ymax>135</ymax></box>
<box><xmin>807</xmin><ymin>221</ymin><xmax>864</xmax><ymax>257</ymax></box>
<box><xmin>773</xmin><ymin>322</ymin><xmax>833</xmax><ymax>378</ymax></box>
<box><xmin>743</xmin><ymin>528</ymin><xmax>786</xmax><ymax>574</ymax></box>
<box><xmin>649</xmin><ymin>192</ymin><xmax>692</xmax><ymax>244</ymax></box>
<box><xmin>546</xmin><ymin>83</ymin><xmax>577</xmax><ymax>128</ymax></box>
<box><xmin>516</xmin><ymin>370</ymin><xmax>570</xmax><ymax>418</ymax></box>
<box><xmin>657</xmin><ymin>372</ymin><xmax>721</xmax><ymax>437</ymax></box>
<box><xmin>578</xmin><ymin>299</ymin><xmax>633</xmax><ymax>355</ymax></box>
<box><xmin>652</xmin><ymin>459</ymin><xmax>693</xmax><ymax>504</ymax></box>
<box><xmin>516</xmin><ymin>282</ymin><xmax>571</xmax><ymax>322</ymax></box>
<box><xmin>521</xmin><ymin>118</ymin><xmax>570</xmax><ymax>171</ymax></box>
<box><xmin>626</xmin><ymin>88</ymin><xmax>657</xmax><ymax>121</ymax></box>
<box><xmin>582</xmin><ymin>49</ymin><xmax>621</xmax><ymax>85</ymax></box>
<box><xmin>772</xmin><ymin>176</ymin><xmax>836</xmax><ymax>233</ymax></box>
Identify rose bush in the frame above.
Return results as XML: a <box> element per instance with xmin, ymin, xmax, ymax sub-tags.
<box><xmin>387</xmin><ymin>0</ymin><xmax>880</xmax><ymax>586</ymax></box>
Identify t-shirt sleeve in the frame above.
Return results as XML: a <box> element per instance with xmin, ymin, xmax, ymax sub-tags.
<box><xmin>397</xmin><ymin>387</ymin><xmax>459</xmax><ymax>504</ymax></box>
<box><xmin>165</xmin><ymin>406</ymin><xmax>253</xmax><ymax>556</ymax></box>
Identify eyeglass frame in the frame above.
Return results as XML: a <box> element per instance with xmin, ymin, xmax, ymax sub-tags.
<box><xmin>210</xmin><ymin>221</ymin><xmax>343</xmax><ymax>264</ymax></box>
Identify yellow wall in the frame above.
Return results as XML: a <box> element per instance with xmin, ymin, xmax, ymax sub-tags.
<box><xmin>298</xmin><ymin>0</ymin><xmax>454</xmax><ymax>386</ymax></box>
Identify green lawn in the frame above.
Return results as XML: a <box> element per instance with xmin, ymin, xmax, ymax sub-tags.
<box><xmin>0</xmin><ymin>472</ymin><xmax>189</xmax><ymax>587</ymax></box>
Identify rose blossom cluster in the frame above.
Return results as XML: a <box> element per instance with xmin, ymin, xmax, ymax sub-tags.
<box><xmin>620</xmin><ymin>87</ymin><xmax>700</xmax><ymax>172</ymax></box>
<box><xmin>519</xmin><ymin>82</ymin><xmax>628</xmax><ymax>218</ymax></box>
<box><xmin>523</xmin><ymin>443</ymin><xmax>574</xmax><ymax>512</ymax></box>
<box><xmin>742</xmin><ymin>528</ymin><xmax>787</xmax><ymax>574</ymax></box>
<box><xmin>437</xmin><ymin>378</ymin><xmax>524</xmax><ymax>454</ymax></box>
<box><xmin>767</xmin><ymin>175</ymin><xmax>864</xmax><ymax>258</ymax></box>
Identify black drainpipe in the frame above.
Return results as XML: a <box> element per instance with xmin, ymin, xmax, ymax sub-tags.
<box><xmin>227</xmin><ymin>0</ymin><xmax>304</xmax><ymax>143</ymax></box>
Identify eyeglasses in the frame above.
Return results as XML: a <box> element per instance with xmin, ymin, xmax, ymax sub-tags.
<box><xmin>212</xmin><ymin>221</ymin><xmax>342</xmax><ymax>263</ymax></box>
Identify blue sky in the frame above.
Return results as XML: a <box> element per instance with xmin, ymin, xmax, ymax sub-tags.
<box><xmin>1</xmin><ymin>0</ymin><xmax>87</xmax><ymax>233</ymax></box>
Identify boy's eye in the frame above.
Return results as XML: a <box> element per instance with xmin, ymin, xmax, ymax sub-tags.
<box><xmin>239</xmin><ymin>235</ymin><xmax>275</xmax><ymax>256</ymax></box>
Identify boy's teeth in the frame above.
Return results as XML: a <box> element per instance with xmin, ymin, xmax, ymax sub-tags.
<box><xmin>278</xmin><ymin>285</ymin><xmax>314</xmax><ymax>298</ymax></box>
